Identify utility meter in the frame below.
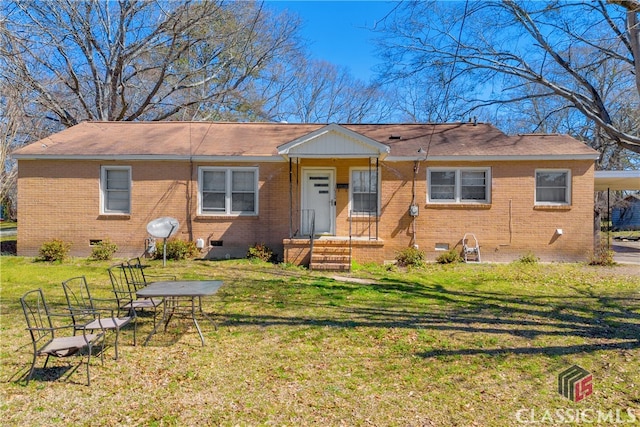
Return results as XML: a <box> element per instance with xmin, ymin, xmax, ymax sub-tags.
<box><xmin>409</xmin><ymin>205</ymin><xmax>419</xmax><ymax>217</ymax></box>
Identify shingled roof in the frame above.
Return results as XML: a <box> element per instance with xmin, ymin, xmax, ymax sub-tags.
<box><xmin>13</xmin><ymin>121</ymin><xmax>599</xmax><ymax>160</ymax></box>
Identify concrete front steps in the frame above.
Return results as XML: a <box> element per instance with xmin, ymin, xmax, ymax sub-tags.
<box><xmin>310</xmin><ymin>239</ymin><xmax>351</xmax><ymax>271</ymax></box>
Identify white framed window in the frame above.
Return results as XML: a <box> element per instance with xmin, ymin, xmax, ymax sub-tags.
<box><xmin>535</xmin><ymin>169</ymin><xmax>571</xmax><ymax>205</ymax></box>
<box><xmin>101</xmin><ymin>166</ymin><xmax>131</xmax><ymax>214</ymax></box>
<box><xmin>427</xmin><ymin>168</ymin><xmax>491</xmax><ymax>203</ymax></box>
<box><xmin>199</xmin><ymin>167</ymin><xmax>258</xmax><ymax>215</ymax></box>
<box><xmin>350</xmin><ymin>168</ymin><xmax>379</xmax><ymax>214</ymax></box>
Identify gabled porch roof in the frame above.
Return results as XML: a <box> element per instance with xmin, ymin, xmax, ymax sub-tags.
<box><xmin>277</xmin><ymin>123</ymin><xmax>390</xmax><ymax>159</ymax></box>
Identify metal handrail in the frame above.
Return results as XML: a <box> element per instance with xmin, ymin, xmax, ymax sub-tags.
<box><xmin>349</xmin><ymin>210</ymin><xmax>379</xmax><ymax>240</ymax></box>
<box><xmin>349</xmin><ymin>210</ymin><xmax>353</xmax><ymax>270</ymax></box>
<box><xmin>309</xmin><ymin>210</ymin><xmax>315</xmax><ymax>262</ymax></box>
<box><xmin>299</xmin><ymin>209</ymin><xmax>315</xmax><ymax>237</ymax></box>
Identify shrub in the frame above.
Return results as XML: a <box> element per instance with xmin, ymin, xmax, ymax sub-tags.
<box><xmin>436</xmin><ymin>249</ymin><xmax>461</xmax><ymax>264</ymax></box>
<box><xmin>247</xmin><ymin>243</ymin><xmax>275</xmax><ymax>262</ymax></box>
<box><xmin>395</xmin><ymin>247</ymin><xmax>426</xmax><ymax>267</ymax></box>
<box><xmin>38</xmin><ymin>239</ymin><xmax>71</xmax><ymax>262</ymax></box>
<box><xmin>589</xmin><ymin>249</ymin><xmax>616</xmax><ymax>266</ymax></box>
<box><xmin>154</xmin><ymin>239</ymin><xmax>199</xmax><ymax>260</ymax></box>
<box><xmin>89</xmin><ymin>239</ymin><xmax>118</xmax><ymax>261</ymax></box>
<box><xmin>516</xmin><ymin>252</ymin><xmax>539</xmax><ymax>264</ymax></box>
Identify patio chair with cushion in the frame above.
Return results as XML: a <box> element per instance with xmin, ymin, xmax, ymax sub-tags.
<box><xmin>20</xmin><ymin>288</ymin><xmax>105</xmax><ymax>386</ymax></box>
<box><xmin>62</xmin><ymin>276</ymin><xmax>136</xmax><ymax>360</ymax></box>
<box><xmin>108</xmin><ymin>264</ymin><xmax>162</xmax><ymax>327</ymax></box>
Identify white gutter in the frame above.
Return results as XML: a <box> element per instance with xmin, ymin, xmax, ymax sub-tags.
<box><xmin>12</xmin><ymin>155</ymin><xmax>287</xmax><ymax>162</ymax></box>
<box><xmin>14</xmin><ymin>153</ymin><xmax>601</xmax><ymax>162</ymax></box>
<box><xmin>385</xmin><ymin>154</ymin><xmax>600</xmax><ymax>162</ymax></box>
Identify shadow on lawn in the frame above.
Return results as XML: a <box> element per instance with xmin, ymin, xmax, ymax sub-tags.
<box><xmin>6</xmin><ymin>345</ymin><xmax>108</xmax><ymax>386</ymax></box>
<box><xmin>9</xmin><ymin>364</ymin><xmax>87</xmax><ymax>386</ymax></box>
<box><xmin>218</xmin><ymin>274</ymin><xmax>640</xmax><ymax>358</ymax></box>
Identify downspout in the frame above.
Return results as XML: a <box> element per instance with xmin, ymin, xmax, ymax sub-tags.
<box><xmin>369</xmin><ymin>158</ymin><xmax>373</xmax><ymax>240</ymax></box>
<box><xmin>412</xmin><ymin>160</ymin><xmax>418</xmax><ymax>247</ymax></box>
<box><xmin>297</xmin><ymin>158</ymin><xmax>300</xmax><ymax>234</ymax></box>
<box><xmin>376</xmin><ymin>157</ymin><xmax>379</xmax><ymax>240</ymax></box>
<box><xmin>412</xmin><ymin>126</ymin><xmax>436</xmax><ymax>248</ymax></box>
<box><xmin>607</xmin><ymin>188</ymin><xmax>611</xmax><ymax>251</ymax></box>
<box><xmin>187</xmin><ymin>122</ymin><xmax>194</xmax><ymax>242</ymax></box>
<box><xmin>289</xmin><ymin>158</ymin><xmax>293</xmax><ymax>238</ymax></box>
<box><xmin>187</xmin><ymin>156</ymin><xmax>194</xmax><ymax>242</ymax></box>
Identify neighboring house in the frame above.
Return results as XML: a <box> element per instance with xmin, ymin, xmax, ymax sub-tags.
<box><xmin>612</xmin><ymin>195</ymin><xmax>640</xmax><ymax>231</ymax></box>
<box><xmin>13</xmin><ymin>121</ymin><xmax>599</xmax><ymax>268</ymax></box>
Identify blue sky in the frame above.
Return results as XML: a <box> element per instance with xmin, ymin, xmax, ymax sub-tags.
<box><xmin>266</xmin><ymin>1</ymin><xmax>400</xmax><ymax>82</ymax></box>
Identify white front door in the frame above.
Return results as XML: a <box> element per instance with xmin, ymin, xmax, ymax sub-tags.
<box><xmin>302</xmin><ymin>169</ymin><xmax>335</xmax><ymax>235</ymax></box>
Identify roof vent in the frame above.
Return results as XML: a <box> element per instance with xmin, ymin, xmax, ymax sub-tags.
<box><xmin>389</xmin><ymin>134</ymin><xmax>401</xmax><ymax>140</ymax></box>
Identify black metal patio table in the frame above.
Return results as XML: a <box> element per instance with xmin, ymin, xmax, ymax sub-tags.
<box><xmin>136</xmin><ymin>280</ymin><xmax>223</xmax><ymax>346</ymax></box>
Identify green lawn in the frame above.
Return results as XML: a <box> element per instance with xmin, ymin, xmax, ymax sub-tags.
<box><xmin>1</xmin><ymin>257</ymin><xmax>638</xmax><ymax>426</ymax></box>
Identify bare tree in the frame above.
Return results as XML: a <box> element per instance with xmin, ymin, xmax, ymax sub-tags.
<box><xmin>268</xmin><ymin>59</ymin><xmax>393</xmax><ymax>123</ymax></box>
<box><xmin>377</xmin><ymin>0</ymin><xmax>640</xmax><ymax>154</ymax></box>
<box><xmin>1</xmin><ymin>0</ymin><xmax>303</xmax><ymax>220</ymax></box>
<box><xmin>0</xmin><ymin>98</ymin><xmax>19</xmax><ymax>220</ymax></box>
<box><xmin>493</xmin><ymin>58</ymin><xmax>640</xmax><ymax>169</ymax></box>
<box><xmin>0</xmin><ymin>78</ymin><xmax>50</xmax><ymax>220</ymax></box>
<box><xmin>385</xmin><ymin>69</ymin><xmax>480</xmax><ymax>123</ymax></box>
<box><xmin>611</xmin><ymin>0</ymin><xmax>640</xmax><ymax>93</ymax></box>
<box><xmin>1</xmin><ymin>0</ymin><xmax>301</xmax><ymax>126</ymax></box>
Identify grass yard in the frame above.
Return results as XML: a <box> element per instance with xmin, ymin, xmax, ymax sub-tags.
<box><xmin>0</xmin><ymin>257</ymin><xmax>639</xmax><ymax>426</ymax></box>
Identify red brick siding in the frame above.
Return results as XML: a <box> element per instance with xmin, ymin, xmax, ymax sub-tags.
<box><xmin>375</xmin><ymin>159</ymin><xmax>595</xmax><ymax>262</ymax></box>
<box><xmin>17</xmin><ymin>158</ymin><xmax>595</xmax><ymax>262</ymax></box>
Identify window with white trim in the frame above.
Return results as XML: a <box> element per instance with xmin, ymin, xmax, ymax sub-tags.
<box><xmin>101</xmin><ymin>166</ymin><xmax>131</xmax><ymax>214</ymax></box>
<box><xmin>535</xmin><ymin>169</ymin><xmax>571</xmax><ymax>205</ymax></box>
<box><xmin>427</xmin><ymin>168</ymin><xmax>491</xmax><ymax>203</ymax></box>
<box><xmin>350</xmin><ymin>168</ymin><xmax>379</xmax><ymax>214</ymax></box>
<box><xmin>199</xmin><ymin>167</ymin><xmax>258</xmax><ymax>215</ymax></box>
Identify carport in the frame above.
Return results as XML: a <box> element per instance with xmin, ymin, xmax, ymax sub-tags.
<box><xmin>594</xmin><ymin>171</ymin><xmax>640</xmax><ymax>193</ymax></box>
<box><xmin>595</xmin><ymin>170</ymin><xmax>640</xmax><ymax>263</ymax></box>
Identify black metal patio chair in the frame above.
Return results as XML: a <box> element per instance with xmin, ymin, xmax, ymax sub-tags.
<box><xmin>20</xmin><ymin>288</ymin><xmax>105</xmax><ymax>386</ymax></box>
<box><xmin>62</xmin><ymin>276</ymin><xmax>136</xmax><ymax>360</ymax></box>
<box><xmin>108</xmin><ymin>264</ymin><xmax>162</xmax><ymax>328</ymax></box>
<box><xmin>124</xmin><ymin>257</ymin><xmax>176</xmax><ymax>291</ymax></box>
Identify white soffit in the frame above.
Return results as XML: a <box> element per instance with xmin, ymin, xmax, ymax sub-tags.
<box><xmin>594</xmin><ymin>170</ymin><xmax>640</xmax><ymax>191</ymax></box>
<box><xmin>277</xmin><ymin>123</ymin><xmax>390</xmax><ymax>159</ymax></box>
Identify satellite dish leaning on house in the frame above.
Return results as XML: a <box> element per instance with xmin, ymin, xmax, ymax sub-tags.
<box><xmin>146</xmin><ymin>217</ymin><xmax>179</xmax><ymax>238</ymax></box>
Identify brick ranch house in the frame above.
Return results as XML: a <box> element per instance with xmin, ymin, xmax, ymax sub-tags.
<box><xmin>13</xmin><ymin>121</ymin><xmax>600</xmax><ymax>268</ymax></box>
